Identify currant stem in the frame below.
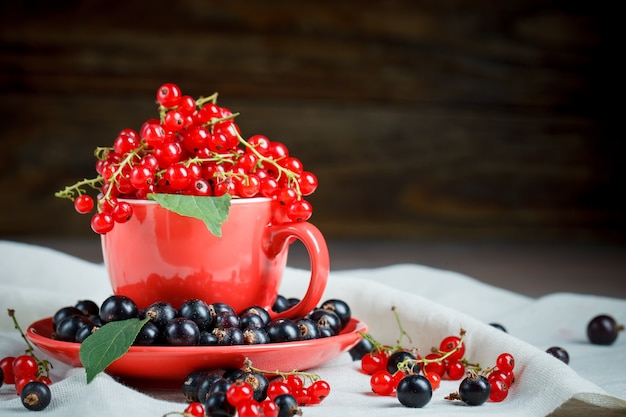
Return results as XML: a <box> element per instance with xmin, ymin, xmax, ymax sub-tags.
<box><xmin>7</xmin><ymin>309</ymin><xmax>53</xmax><ymax>377</ymax></box>
<box><xmin>54</xmin><ymin>177</ymin><xmax>103</xmax><ymax>201</ymax></box>
<box><xmin>391</xmin><ymin>306</ymin><xmax>413</xmax><ymax>348</ymax></box>
<box><xmin>397</xmin><ymin>328</ymin><xmax>467</xmax><ymax>374</ymax></box>
<box><xmin>244</xmin><ymin>358</ymin><xmax>321</xmax><ymax>385</ymax></box>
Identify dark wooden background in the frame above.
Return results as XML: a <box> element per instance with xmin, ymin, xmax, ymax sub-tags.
<box><xmin>1</xmin><ymin>1</ymin><xmax>623</xmax><ymax>243</ymax></box>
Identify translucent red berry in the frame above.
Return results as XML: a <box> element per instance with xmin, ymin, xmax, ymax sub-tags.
<box><xmin>156</xmin><ymin>83</ymin><xmax>182</xmax><ymax>108</ymax></box>
<box><xmin>73</xmin><ymin>195</ymin><xmax>94</xmax><ymax>214</ymax></box>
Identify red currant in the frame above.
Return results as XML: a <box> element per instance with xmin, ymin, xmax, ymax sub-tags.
<box><xmin>156</xmin><ymin>83</ymin><xmax>182</xmax><ymax>108</ymax></box>
<box><xmin>112</xmin><ymin>201</ymin><xmax>133</xmax><ymax>223</ymax></box>
<box><xmin>164</xmin><ymin>164</ymin><xmax>192</xmax><ymax>190</ymax></box>
<box><xmin>308</xmin><ymin>379</ymin><xmax>331</xmax><ymax>403</ymax></box>
<box><xmin>129</xmin><ymin>165</ymin><xmax>154</xmax><ymax>190</ymax></box>
<box><xmin>361</xmin><ymin>350</ymin><xmax>388</xmax><ymax>375</ymax></box>
<box><xmin>286</xmin><ymin>199</ymin><xmax>313</xmax><ymax>222</ymax></box>
<box><xmin>489</xmin><ymin>379</ymin><xmax>509</xmax><ymax>402</ymax></box>
<box><xmin>183</xmin><ymin>402</ymin><xmax>205</xmax><ymax>417</ymax></box>
<box><xmin>370</xmin><ymin>370</ymin><xmax>395</xmax><ymax>396</ymax></box>
<box><xmin>73</xmin><ymin>195</ymin><xmax>94</xmax><ymax>214</ymax></box>
<box><xmin>424</xmin><ymin>371</ymin><xmax>441</xmax><ymax>390</ymax></box>
<box><xmin>226</xmin><ymin>380</ymin><xmax>254</xmax><ymax>407</ymax></box>
<box><xmin>140</xmin><ymin>119</ymin><xmax>167</xmax><ymax>147</ymax></box>
<box><xmin>260</xmin><ymin>399</ymin><xmax>279</xmax><ymax>417</ymax></box>
<box><xmin>445</xmin><ymin>360</ymin><xmax>465</xmax><ymax>380</ymax></box>
<box><xmin>12</xmin><ymin>355</ymin><xmax>38</xmax><ymax>380</ymax></box>
<box><xmin>0</xmin><ymin>356</ymin><xmax>16</xmax><ymax>384</ymax></box>
<box><xmin>298</xmin><ymin>171</ymin><xmax>318</xmax><ymax>196</ymax></box>
<box><xmin>267</xmin><ymin>380</ymin><xmax>291</xmax><ymax>400</ymax></box>
<box><xmin>439</xmin><ymin>335</ymin><xmax>465</xmax><ymax>361</ymax></box>
<box><xmin>236</xmin><ymin>175</ymin><xmax>260</xmax><ymax>198</ymax></box>
<box><xmin>496</xmin><ymin>352</ymin><xmax>515</xmax><ymax>373</ymax></box>
<box><xmin>91</xmin><ymin>212</ymin><xmax>114</xmax><ymax>234</ymax></box>
<box><xmin>237</xmin><ymin>399</ymin><xmax>263</xmax><ymax>417</ymax></box>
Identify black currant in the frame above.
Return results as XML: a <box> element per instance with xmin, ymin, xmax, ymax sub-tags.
<box><xmin>52</xmin><ymin>306</ymin><xmax>82</xmax><ymax>330</ymax></box>
<box><xmin>587</xmin><ymin>314</ymin><xmax>623</xmax><ymax>345</ymax></box>
<box><xmin>212</xmin><ymin>327</ymin><xmax>244</xmax><ymax>345</ymax></box>
<box><xmin>203</xmin><ymin>391</ymin><xmax>236</xmax><ymax>417</ymax></box>
<box><xmin>144</xmin><ymin>301</ymin><xmax>177</xmax><ymax>329</ymax></box>
<box><xmin>307</xmin><ymin>308</ymin><xmax>341</xmax><ymax>335</ymax></box>
<box><xmin>387</xmin><ymin>350</ymin><xmax>416</xmax><ymax>374</ymax></box>
<box><xmin>75</xmin><ymin>299</ymin><xmax>99</xmax><ymax>318</ymax></box>
<box><xmin>208</xmin><ymin>302</ymin><xmax>235</xmax><ymax>318</ymax></box>
<box><xmin>242</xmin><ymin>371</ymin><xmax>269</xmax><ymax>402</ymax></box>
<box><xmin>99</xmin><ymin>295</ymin><xmax>138</xmax><ymax>323</ymax></box>
<box><xmin>55</xmin><ymin>314</ymin><xmax>93</xmax><ymax>342</ymax></box>
<box><xmin>164</xmin><ymin>317</ymin><xmax>200</xmax><ymax>346</ymax></box>
<box><xmin>0</xmin><ymin>368</ymin><xmax>4</xmax><ymax>388</ymax></box>
<box><xmin>458</xmin><ymin>374</ymin><xmax>491</xmax><ymax>406</ymax></box>
<box><xmin>133</xmin><ymin>321</ymin><xmax>161</xmax><ymax>345</ymax></box>
<box><xmin>243</xmin><ymin>328</ymin><xmax>270</xmax><ymax>344</ymax></box>
<box><xmin>320</xmin><ymin>298</ymin><xmax>351</xmax><ymax>329</ymax></box>
<box><xmin>266</xmin><ymin>319</ymin><xmax>300</xmax><ymax>343</ymax></box>
<box><xmin>222</xmin><ymin>368</ymin><xmax>246</xmax><ymax>382</ymax></box>
<box><xmin>197</xmin><ymin>374</ymin><xmax>226</xmax><ymax>403</ymax></box>
<box><xmin>239</xmin><ymin>305</ymin><xmax>271</xmax><ymax>326</ymax></box>
<box><xmin>20</xmin><ymin>381</ymin><xmax>52</xmax><ymax>411</ymax></box>
<box><xmin>274</xmin><ymin>393</ymin><xmax>301</xmax><ymax>417</ymax></box>
<box><xmin>272</xmin><ymin>295</ymin><xmax>289</xmax><ymax>313</ymax></box>
<box><xmin>349</xmin><ymin>335</ymin><xmax>374</xmax><ymax>361</ymax></box>
<box><xmin>317</xmin><ymin>326</ymin><xmax>334</xmax><ymax>338</ymax></box>
<box><xmin>396</xmin><ymin>374</ymin><xmax>432</xmax><ymax>408</ymax></box>
<box><xmin>296</xmin><ymin>318</ymin><xmax>320</xmax><ymax>340</ymax></box>
<box><xmin>546</xmin><ymin>346</ymin><xmax>570</xmax><ymax>364</ymax></box>
<box><xmin>179</xmin><ymin>299</ymin><xmax>213</xmax><ymax>330</ymax></box>
<box><xmin>74</xmin><ymin>321</ymin><xmax>99</xmax><ymax>343</ymax></box>
<box><xmin>240</xmin><ymin>312</ymin><xmax>265</xmax><ymax>330</ymax></box>
<box><xmin>198</xmin><ymin>331</ymin><xmax>220</xmax><ymax>345</ymax></box>
<box><xmin>182</xmin><ymin>370</ymin><xmax>213</xmax><ymax>402</ymax></box>
<box><xmin>214</xmin><ymin>311</ymin><xmax>240</xmax><ymax>329</ymax></box>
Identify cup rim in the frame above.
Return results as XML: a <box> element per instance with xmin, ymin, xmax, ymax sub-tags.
<box><xmin>118</xmin><ymin>196</ymin><xmax>272</xmax><ymax>205</ymax></box>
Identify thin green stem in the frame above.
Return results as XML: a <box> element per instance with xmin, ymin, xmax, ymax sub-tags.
<box><xmin>7</xmin><ymin>309</ymin><xmax>53</xmax><ymax>377</ymax></box>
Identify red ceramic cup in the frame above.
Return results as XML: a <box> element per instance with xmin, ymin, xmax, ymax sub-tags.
<box><xmin>101</xmin><ymin>197</ymin><xmax>329</xmax><ymax>319</ymax></box>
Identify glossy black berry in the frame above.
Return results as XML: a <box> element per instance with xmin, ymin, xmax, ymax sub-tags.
<box><xmin>164</xmin><ymin>317</ymin><xmax>200</xmax><ymax>346</ymax></box>
<box><xmin>587</xmin><ymin>314</ymin><xmax>623</xmax><ymax>345</ymax></box>
<box><xmin>198</xmin><ymin>331</ymin><xmax>219</xmax><ymax>345</ymax></box>
<box><xmin>240</xmin><ymin>312</ymin><xmax>265</xmax><ymax>330</ymax></box>
<box><xmin>296</xmin><ymin>318</ymin><xmax>320</xmax><ymax>340</ymax></box>
<box><xmin>272</xmin><ymin>295</ymin><xmax>289</xmax><ymax>313</ymax></box>
<box><xmin>214</xmin><ymin>311</ymin><xmax>240</xmax><ymax>329</ymax></box>
<box><xmin>212</xmin><ymin>327</ymin><xmax>244</xmax><ymax>345</ymax></box>
<box><xmin>179</xmin><ymin>299</ymin><xmax>213</xmax><ymax>330</ymax></box>
<box><xmin>387</xmin><ymin>350</ymin><xmax>416</xmax><ymax>374</ymax></box>
<box><xmin>240</xmin><ymin>306</ymin><xmax>271</xmax><ymax>327</ymax></box>
<box><xmin>182</xmin><ymin>370</ymin><xmax>212</xmax><ymax>402</ymax></box>
<box><xmin>208</xmin><ymin>302</ymin><xmax>235</xmax><ymax>318</ymax></box>
<box><xmin>266</xmin><ymin>319</ymin><xmax>300</xmax><ymax>343</ymax></box>
<box><xmin>242</xmin><ymin>328</ymin><xmax>270</xmax><ymax>344</ymax></box>
<box><xmin>144</xmin><ymin>301</ymin><xmax>177</xmax><ymax>329</ymax></box>
<box><xmin>75</xmin><ymin>299</ymin><xmax>99</xmax><ymax>318</ymax></box>
<box><xmin>74</xmin><ymin>321</ymin><xmax>98</xmax><ymax>343</ymax></box>
<box><xmin>320</xmin><ymin>298</ymin><xmax>351</xmax><ymax>329</ymax></box>
<box><xmin>99</xmin><ymin>295</ymin><xmax>138</xmax><ymax>323</ymax></box>
<box><xmin>55</xmin><ymin>314</ymin><xmax>93</xmax><ymax>342</ymax></box>
<box><xmin>20</xmin><ymin>381</ymin><xmax>52</xmax><ymax>411</ymax></box>
<box><xmin>197</xmin><ymin>374</ymin><xmax>226</xmax><ymax>403</ymax></box>
<box><xmin>458</xmin><ymin>374</ymin><xmax>491</xmax><ymax>406</ymax></box>
<box><xmin>52</xmin><ymin>306</ymin><xmax>82</xmax><ymax>330</ymax></box>
<box><xmin>133</xmin><ymin>321</ymin><xmax>161</xmax><ymax>345</ymax></box>
<box><xmin>0</xmin><ymin>368</ymin><xmax>4</xmax><ymax>388</ymax></box>
<box><xmin>274</xmin><ymin>393</ymin><xmax>301</xmax><ymax>417</ymax></box>
<box><xmin>396</xmin><ymin>374</ymin><xmax>432</xmax><ymax>408</ymax></box>
<box><xmin>308</xmin><ymin>308</ymin><xmax>341</xmax><ymax>335</ymax></box>
<box><xmin>546</xmin><ymin>346</ymin><xmax>570</xmax><ymax>364</ymax></box>
<box><xmin>349</xmin><ymin>335</ymin><xmax>374</xmax><ymax>361</ymax></box>
<box><xmin>204</xmin><ymin>391</ymin><xmax>236</xmax><ymax>417</ymax></box>
<box><xmin>242</xmin><ymin>371</ymin><xmax>269</xmax><ymax>402</ymax></box>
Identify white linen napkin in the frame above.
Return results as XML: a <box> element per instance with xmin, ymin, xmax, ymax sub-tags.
<box><xmin>1</xmin><ymin>240</ymin><xmax>625</xmax><ymax>416</ymax></box>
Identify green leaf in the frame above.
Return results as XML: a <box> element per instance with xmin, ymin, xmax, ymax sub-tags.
<box><xmin>79</xmin><ymin>317</ymin><xmax>149</xmax><ymax>383</ymax></box>
<box><xmin>148</xmin><ymin>194</ymin><xmax>231</xmax><ymax>237</ymax></box>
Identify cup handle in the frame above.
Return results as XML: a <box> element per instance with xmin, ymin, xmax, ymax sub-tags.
<box><xmin>265</xmin><ymin>221</ymin><xmax>329</xmax><ymax>320</ymax></box>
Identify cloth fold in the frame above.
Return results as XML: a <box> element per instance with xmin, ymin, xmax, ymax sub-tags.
<box><xmin>1</xmin><ymin>240</ymin><xmax>625</xmax><ymax>416</ymax></box>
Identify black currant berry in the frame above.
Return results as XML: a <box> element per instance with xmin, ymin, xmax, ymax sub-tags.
<box><xmin>198</xmin><ymin>331</ymin><xmax>219</xmax><ymax>345</ymax></box>
<box><xmin>274</xmin><ymin>393</ymin><xmax>301</xmax><ymax>417</ymax></box>
<box><xmin>308</xmin><ymin>308</ymin><xmax>341</xmax><ymax>335</ymax></box>
<box><xmin>204</xmin><ymin>391</ymin><xmax>236</xmax><ymax>417</ymax></box>
<box><xmin>208</xmin><ymin>302</ymin><xmax>235</xmax><ymax>318</ymax></box>
<box><xmin>387</xmin><ymin>350</ymin><xmax>416</xmax><ymax>374</ymax></box>
<box><xmin>99</xmin><ymin>295</ymin><xmax>138</xmax><ymax>323</ymax></box>
<box><xmin>458</xmin><ymin>374</ymin><xmax>491</xmax><ymax>406</ymax></box>
<box><xmin>20</xmin><ymin>381</ymin><xmax>52</xmax><ymax>411</ymax></box>
<box><xmin>239</xmin><ymin>306</ymin><xmax>271</xmax><ymax>327</ymax></box>
<box><xmin>182</xmin><ymin>370</ymin><xmax>213</xmax><ymax>402</ymax></box>
<box><xmin>133</xmin><ymin>321</ymin><xmax>161</xmax><ymax>345</ymax></box>
<box><xmin>52</xmin><ymin>306</ymin><xmax>82</xmax><ymax>330</ymax></box>
<box><xmin>272</xmin><ymin>295</ymin><xmax>289</xmax><ymax>313</ymax></box>
<box><xmin>320</xmin><ymin>299</ymin><xmax>351</xmax><ymax>329</ymax></box>
<box><xmin>222</xmin><ymin>368</ymin><xmax>246</xmax><ymax>382</ymax></box>
<box><xmin>164</xmin><ymin>317</ymin><xmax>200</xmax><ymax>346</ymax></box>
<box><xmin>266</xmin><ymin>319</ymin><xmax>300</xmax><ymax>343</ymax></box>
<box><xmin>349</xmin><ymin>335</ymin><xmax>374</xmax><ymax>361</ymax></box>
<box><xmin>242</xmin><ymin>328</ymin><xmax>270</xmax><ymax>344</ymax></box>
<box><xmin>240</xmin><ymin>312</ymin><xmax>265</xmax><ymax>330</ymax></box>
<box><xmin>144</xmin><ymin>301</ymin><xmax>177</xmax><ymax>329</ymax></box>
<box><xmin>74</xmin><ymin>321</ymin><xmax>98</xmax><ymax>343</ymax></box>
<box><xmin>0</xmin><ymin>368</ymin><xmax>4</xmax><ymax>388</ymax></box>
<box><xmin>546</xmin><ymin>346</ymin><xmax>570</xmax><ymax>364</ymax></box>
<box><xmin>214</xmin><ymin>311</ymin><xmax>240</xmax><ymax>329</ymax></box>
<box><xmin>396</xmin><ymin>374</ymin><xmax>432</xmax><ymax>408</ymax></box>
<box><xmin>212</xmin><ymin>327</ymin><xmax>244</xmax><ymax>345</ymax></box>
<box><xmin>242</xmin><ymin>371</ymin><xmax>269</xmax><ymax>402</ymax></box>
<box><xmin>55</xmin><ymin>314</ymin><xmax>93</xmax><ymax>342</ymax></box>
<box><xmin>587</xmin><ymin>314</ymin><xmax>623</xmax><ymax>345</ymax></box>
<box><xmin>75</xmin><ymin>299</ymin><xmax>100</xmax><ymax>318</ymax></box>
<box><xmin>179</xmin><ymin>299</ymin><xmax>213</xmax><ymax>330</ymax></box>
<box><xmin>197</xmin><ymin>374</ymin><xmax>226</xmax><ymax>403</ymax></box>
<box><xmin>296</xmin><ymin>318</ymin><xmax>320</xmax><ymax>340</ymax></box>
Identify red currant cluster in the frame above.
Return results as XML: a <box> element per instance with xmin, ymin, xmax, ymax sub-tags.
<box><xmin>171</xmin><ymin>362</ymin><xmax>330</xmax><ymax>417</ymax></box>
<box><xmin>354</xmin><ymin>307</ymin><xmax>516</xmax><ymax>408</ymax></box>
<box><xmin>1</xmin><ymin>310</ymin><xmax>53</xmax><ymax>411</ymax></box>
<box><xmin>56</xmin><ymin>83</ymin><xmax>318</xmax><ymax>234</ymax></box>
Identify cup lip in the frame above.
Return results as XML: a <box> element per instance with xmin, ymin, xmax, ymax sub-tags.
<box><xmin>118</xmin><ymin>196</ymin><xmax>272</xmax><ymax>205</ymax></box>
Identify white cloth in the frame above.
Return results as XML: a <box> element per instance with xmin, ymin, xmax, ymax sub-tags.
<box><xmin>1</xmin><ymin>240</ymin><xmax>625</xmax><ymax>416</ymax></box>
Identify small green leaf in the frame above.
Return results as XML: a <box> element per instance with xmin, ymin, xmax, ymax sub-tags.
<box><xmin>148</xmin><ymin>194</ymin><xmax>231</xmax><ymax>237</ymax></box>
<box><xmin>79</xmin><ymin>317</ymin><xmax>149</xmax><ymax>383</ymax></box>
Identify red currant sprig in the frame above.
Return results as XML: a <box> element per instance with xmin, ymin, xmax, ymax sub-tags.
<box><xmin>56</xmin><ymin>83</ymin><xmax>318</xmax><ymax>235</ymax></box>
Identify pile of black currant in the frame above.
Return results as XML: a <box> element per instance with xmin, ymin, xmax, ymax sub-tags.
<box><xmin>51</xmin><ymin>295</ymin><xmax>351</xmax><ymax>346</ymax></box>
